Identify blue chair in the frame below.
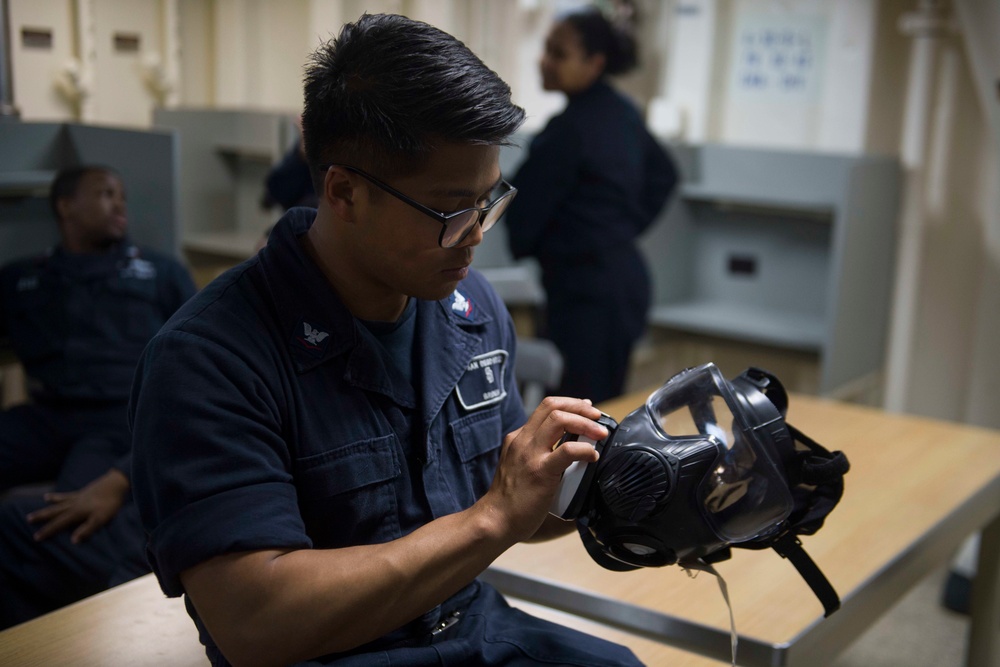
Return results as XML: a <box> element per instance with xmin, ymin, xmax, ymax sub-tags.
<box><xmin>514</xmin><ymin>337</ymin><xmax>564</xmax><ymax>413</ymax></box>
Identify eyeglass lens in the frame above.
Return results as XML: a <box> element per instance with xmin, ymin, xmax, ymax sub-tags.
<box><xmin>440</xmin><ymin>186</ymin><xmax>515</xmax><ymax>248</ymax></box>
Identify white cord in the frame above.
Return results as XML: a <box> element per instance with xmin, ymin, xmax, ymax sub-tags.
<box><xmin>683</xmin><ymin>561</ymin><xmax>738</xmax><ymax>666</ymax></box>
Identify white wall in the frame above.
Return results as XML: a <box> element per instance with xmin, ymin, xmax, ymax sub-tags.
<box><xmin>8</xmin><ymin>0</ymin><xmax>76</xmax><ymax>121</ymax></box>
<box><xmin>9</xmin><ymin>0</ymin><xmax>175</xmax><ymax>125</ymax></box>
<box><xmin>952</xmin><ymin>0</ymin><xmax>1000</xmax><ymax>428</ymax></box>
<box><xmin>710</xmin><ymin>0</ymin><xmax>878</xmax><ymax>152</ymax></box>
<box><xmin>89</xmin><ymin>0</ymin><xmax>161</xmax><ymax>126</ymax></box>
<box><xmin>5</xmin><ymin>0</ymin><xmax>1000</xmax><ymax>427</ymax></box>
<box><xmin>510</xmin><ymin>1</ymin><xmax>564</xmax><ymax>132</ymax></box>
<box><xmin>177</xmin><ymin>0</ymin><xmax>214</xmax><ymax>107</ymax></box>
<box><xmin>878</xmin><ymin>0</ymin><xmax>1000</xmax><ymax>429</ymax></box>
<box><xmin>651</xmin><ymin>0</ymin><xmax>718</xmax><ymax>141</ymax></box>
<box><xmin>863</xmin><ymin>0</ymin><xmax>909</xmax><ymax>155</ymax></box>
<box><xmin>904</xmin><ymin>38</ymin><xmax>989</xmax><ymax>421</ymax></box>
<box><xmin>212</xmin><ymin>0</ymin><xmax>309</xmax><ymax>112</ymax></box>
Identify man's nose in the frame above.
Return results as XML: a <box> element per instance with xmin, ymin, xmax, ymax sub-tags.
<box><xmin>456</xmin><ymin>217</ymin><xmax>485</xmax><ymax>249</ymax></box>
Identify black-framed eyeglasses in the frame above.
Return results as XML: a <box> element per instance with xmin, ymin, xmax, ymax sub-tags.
<box><xmin>319</xmin><ymin>163</ymin><xmax>517</xmax><ymax>248</ymax></box>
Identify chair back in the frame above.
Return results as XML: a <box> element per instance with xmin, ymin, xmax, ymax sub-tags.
<box><xmin>514</xmin><ymin>337</ymin><xmax>564</xmax><ymax>412</ymax></box>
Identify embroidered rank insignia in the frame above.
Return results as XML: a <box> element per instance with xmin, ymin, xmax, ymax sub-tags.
<box><xmin>295</xmin><ymin>320</ymin><xmax>330</xmax><ymax>356</ymax></box>
<box><xmin>120</xmin><ymin>258</ymin><xmax>157</xmax><ymax>280</ymax></box>
<box><xmin>450</xmin><ymin>289</ymin><xmax>473</xmax><ymax>319</ymax></box>
<box><xmin>456</xmin><ymin>349</ymin><xmax>509</xmax><ymax>410</ymax></box>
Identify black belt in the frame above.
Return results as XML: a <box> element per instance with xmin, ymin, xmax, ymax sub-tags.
<box><xmin>321</xmin><ymin>580</ymin><xmax>481</xmax><ymax>659</ymax></box>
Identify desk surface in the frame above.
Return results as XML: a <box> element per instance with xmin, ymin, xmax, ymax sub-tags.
<box><xmin>0</xmin><ymin>574</ymin><xmax>207</xmax><ymax>667</ymax></box>
<box><xmin>2</xmin><ymin>392</ymin><xmax>998</xmax><ymax>667</ymax></box>
<box><xmin>488</xmin><ymin>390</ymin><xmax>1000</xmax><ymax>665</ymax></box>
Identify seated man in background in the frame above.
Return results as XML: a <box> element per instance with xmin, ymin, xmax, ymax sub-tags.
<box><xmin>0</xmin><ymin>165</ymin><xmax>197</xmax><ymax>628</ymax></box>
<box><xmin>130</xmin><ymin>13</ymin><xmax>643</xmax><ymax>667</ymax></box>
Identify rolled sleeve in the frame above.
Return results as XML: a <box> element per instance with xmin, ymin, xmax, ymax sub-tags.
<box><xmin>148</xmin><ymin>482</ymin><xmax>310</xmax><ymax>596</ymax></box>
<box><xmin>130</xmin><ymin>329</ymin><xmax>308</xmax><ymax>597</ymax></box>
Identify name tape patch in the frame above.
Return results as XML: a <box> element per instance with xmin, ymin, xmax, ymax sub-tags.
<box><xmin>455</xmin><ymin>349</ymin><xmax>509</xmax><ymax>410</ymax></box>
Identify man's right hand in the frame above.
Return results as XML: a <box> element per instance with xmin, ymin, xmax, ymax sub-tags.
<box><xmin>475</xmin><ymin>396</ymin><xmax>607</xmax><ymax>544</ymax></box>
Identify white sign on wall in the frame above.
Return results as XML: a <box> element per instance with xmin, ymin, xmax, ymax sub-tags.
<box><xmin>728</xmin><ymin>13</ymin><xmax>826</xmax><ymax>102</ymax></box>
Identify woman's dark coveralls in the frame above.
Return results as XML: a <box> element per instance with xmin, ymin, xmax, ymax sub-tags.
<box><xmin>264</xmin><ymin>140</ymin><xmax>318</xmax><ymax>210</ymax></box>
<box><xmin>0</xmin><ymin>242</ymin><xmax>196</xmax><ymax>627</ymax></box>
<box><xmin>507</xmin><ymin>79</ymin><xmax>678</xmax><ymax>403</ymax></box>
<box><xmin>130</xmin><ymin>209</ymin><xmax>643</xmax><ymax>666</ymax></box>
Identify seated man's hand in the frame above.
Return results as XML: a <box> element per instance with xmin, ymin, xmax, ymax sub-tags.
<box><xmin>26</xmin><ymin>468</ymin><xmax>130</xmax><ymax>544</ymax></box>
<box><xmin>479</xmin><ymin>396</ymin><xmax>607</xmax><ymax>544</ymax></box>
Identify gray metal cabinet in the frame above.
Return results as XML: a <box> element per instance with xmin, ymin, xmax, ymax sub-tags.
<box><xmin>640</xmin><ymin>143</ymin><xmax>901</xmax><ymax>394</ymax></box>
<box><xmin>152</xmin><ymin>108</ymin><xmax>298</xmax><ymax>259</ymax></box>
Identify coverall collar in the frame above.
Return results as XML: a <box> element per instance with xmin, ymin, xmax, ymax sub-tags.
<box><xmin>260</xmin><ymin>207</ymin><xmax>493</xmax><ymax>417</ymax></box>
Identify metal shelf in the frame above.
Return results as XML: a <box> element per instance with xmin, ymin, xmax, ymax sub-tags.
<box><xmin>0</xmin><ymin>170</ymin><xmax>56</xmax><ymax>198</ymax></box>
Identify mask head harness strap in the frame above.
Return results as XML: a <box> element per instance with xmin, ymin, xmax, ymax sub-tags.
<box><xmin>716</xmin><ymin>367</ymin><xmax>851</xmax><ymax>617</ymax></box>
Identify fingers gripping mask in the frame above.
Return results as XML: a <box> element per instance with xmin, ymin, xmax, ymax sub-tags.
<box><xmin>552</xmin><ymin>363</ymin><xmax>850</xmax><ymax>617</ymax></box>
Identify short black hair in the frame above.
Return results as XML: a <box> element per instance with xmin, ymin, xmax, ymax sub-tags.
<box><xmin>560</xmin><ymin>6</ymin><xmax>638</xmax><ymax>76</ymax></box>
<box><xmin>301</xmin><ymin>13</ymin><xmax>525</xmax><ymax>190</ymax></box>
<box><xmin>49</xmin><ymin>165</ymin><xmax>118</xmax><ymax>221</ymax></box>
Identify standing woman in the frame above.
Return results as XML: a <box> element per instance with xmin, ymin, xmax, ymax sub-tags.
<box><xmin>506</xmin><ymin>4</ymin><xmax>678</xmax><ymax>403</ymax></box>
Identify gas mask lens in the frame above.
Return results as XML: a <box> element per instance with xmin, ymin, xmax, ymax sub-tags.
<box><xmin>645</xmin><ymin>365</ymin><xmax>793</xmax><ymax>543</ymax></box>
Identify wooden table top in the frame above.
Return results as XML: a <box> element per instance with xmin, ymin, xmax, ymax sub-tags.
<box><xmin>2</xmin><ymin>390</ymin><xmax>998</xmax><ymax>667</ymax></box>
<box><xmin>491</xmin><ymin>390</ymin><xmax>1000</xmax><ymax>665</ymax></box>
<box><xmin>0</xmin><ymin>573</ymin><xmax>208</xmax><ymax>667</ymax></box>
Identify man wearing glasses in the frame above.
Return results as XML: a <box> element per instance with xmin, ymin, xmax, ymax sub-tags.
<box><xmin>130</xmin><ymin>13</ymin><xmax>643</xmax><ymax>667</ymax></box>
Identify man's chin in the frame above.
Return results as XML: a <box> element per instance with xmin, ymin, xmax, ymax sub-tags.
<box><xmin>414</xmin><ymin>282</ymin><xmax>463</xmax><ymax>303</ymax></box>
<box><xmin>96</xmin><ymin>234</ymin><xmax>124</xmax><ymax>250</ymax></box>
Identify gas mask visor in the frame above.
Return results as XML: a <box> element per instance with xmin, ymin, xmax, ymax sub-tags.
<box><xmin>557</xmin><ymin>363</ymin><xmax>849</xmax><ymax>621</ymax></box>
<box><xmin>644</xmin><ymin>363</ymin><xmax>795</xmax><ymax>544</ymax></box>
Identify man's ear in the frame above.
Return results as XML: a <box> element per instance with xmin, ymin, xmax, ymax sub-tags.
<box><xmin>322</xmin><ymin>167</ymin><xmax>358</xmax><ymax>221</ymax></box>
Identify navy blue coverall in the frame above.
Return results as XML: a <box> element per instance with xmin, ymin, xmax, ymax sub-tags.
<box><xmin>130</xmin><ymin>209</ymin><xmax>643</xmax><ymax>666</ymax></box>
<box><xmin>0</xmin><ymin>241</ymin><xmax>196</xmax><ymax>628</ymax></box>
<box><xmin>507</xmin><ymin>79</ymin><xmax>678</xmax><ymax>404</ymax></box>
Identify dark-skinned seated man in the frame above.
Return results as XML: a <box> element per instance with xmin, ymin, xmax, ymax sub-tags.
<box><xmin>129</xmin><ymin>13</ymin><xmax>644</xmax><ymax>667</ymax></box>
<box><xmin>0</xmin><ymin>165</ymin><xmax>196</xmax><ymax>628</ymax></box>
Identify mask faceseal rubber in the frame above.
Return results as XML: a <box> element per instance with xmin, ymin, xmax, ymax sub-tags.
<box><xmin>550</xmin><ymin>362</ymin><xmax>850</xmax><ymax>625</ymax></box>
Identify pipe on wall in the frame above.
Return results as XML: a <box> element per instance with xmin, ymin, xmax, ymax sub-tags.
<box><xmin>883</xmin><ymin>0</ymin><xmax>953</xmax><ymax>413</ymax></box>
<box><xmin>73</xmin><ymin>0</ymin><xmax>96</xmax><ymax>122</ymax></box>
<box><xmin>0</xmin><ymin>0</ymin><xmax>20</xmax><ymax>118</ymax></box>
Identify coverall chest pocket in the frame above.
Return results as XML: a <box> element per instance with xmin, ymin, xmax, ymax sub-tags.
<box><xmin>10</xmin><ymin>286</ymin><xmax>65</xmax><ymax>361</ymax></box>
<box><xmin>449</xmin><ymin>409</ymin><xmax>503</xmax><ymax>507</ymax></box>
<box><xmin>295</xmin><ymin>435</ymin><xmax>402</xmax><ymax>547</ymax></box>
<box><xmin>103</xmin><ymin>278</ymin><xmax>160</xmax><ymax>340</ymax></box>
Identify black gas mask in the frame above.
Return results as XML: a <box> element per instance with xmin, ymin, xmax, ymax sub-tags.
<box><xmin>551</xmin><ymin>363</ymin><xmax>850</xmax><ymax>616</ymax></box>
